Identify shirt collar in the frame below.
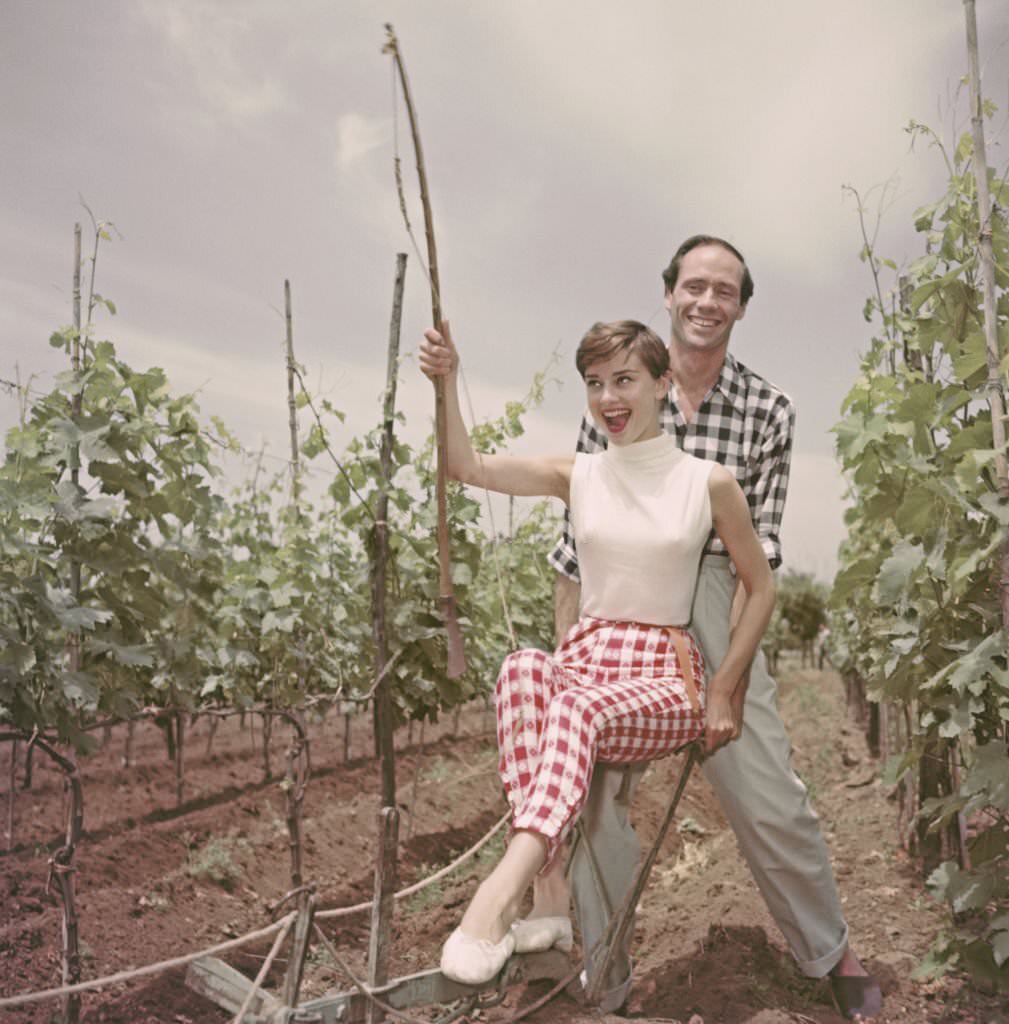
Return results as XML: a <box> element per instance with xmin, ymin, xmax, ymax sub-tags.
<box><xmin>715</xmin><ymin>353</ymin><xmax>748</xmax><ymax>415</ymax></box>
<box><xmin>667</xmin><ymin>352</ymin><xmax>749</xmax><ymax>419</ymax></box>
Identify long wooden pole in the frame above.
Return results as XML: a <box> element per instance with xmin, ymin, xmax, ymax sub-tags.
<box><xmin>383</xmin><ymin>24</ymin><xmax>466</xmax><ymax>679</ymax></box>
<box><xmin>284</xmin><ymin>279</ymin><xmax>301</xmax><ymax>507</ymax></box>
<box><xmin>366</xmin><ymin>259</ymin><xmax>407</xmax><ymax>1010</ymax></box>
<box><xmin>373</xmin><ymin>253</ymin><xmax>407</xmax><ymax>808</ymax></box>
<box><xmin>963</xmin><ymin>0</ymin><xmax>1009</xmax><ymax>632</ymax></box>
<box><xmin>69</xmin><ymin>226</ymin><xmax>82</xmax><ymax>676</ymax></box>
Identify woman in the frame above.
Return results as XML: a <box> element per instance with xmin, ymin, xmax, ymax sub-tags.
<box><xmin>419</xmin><ymin>319</ymin><xmax>775</xmax><ymax>986</ymax></box>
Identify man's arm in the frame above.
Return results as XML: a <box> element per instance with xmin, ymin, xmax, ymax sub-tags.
<box><xmin>752</xmin><ymin>394</ymin><xmax>795</xmax><ymax>568</ymax></box>
<box><xmin>554</xmin><ymin>573</ymin><xmax>581</xmax><ymax>648</ymax></box>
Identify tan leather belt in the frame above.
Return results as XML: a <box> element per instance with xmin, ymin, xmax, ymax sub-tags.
<box><xmin>621</xmin><ymin>621</ymin><xmax>701</xmax><ymax>716</ymax></box>
<box><xmin>665</xmin><ymin>627</ymin><xmax>701</xmax><ymax>715</ymax></box>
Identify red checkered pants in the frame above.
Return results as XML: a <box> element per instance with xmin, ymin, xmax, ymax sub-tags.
<box><xmin>495</xmin><ymin>616</ymin><xmax>705</xmax><ymax>865</ymax></box>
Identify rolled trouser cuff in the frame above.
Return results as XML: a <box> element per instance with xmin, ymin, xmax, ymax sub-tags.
<box><xmin>796</xmin><ymin>923</ymin><xmax>849</xmax><ymax>978</ymax></box>
<box><xmin>573</xmin><ymin>965</ymin><xmax>633</xmax><ymax>1015</ymax></box>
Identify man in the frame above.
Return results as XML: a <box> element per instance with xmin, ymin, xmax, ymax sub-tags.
<box><xmin>548</xmin><ymin>236</ymin><xmax>882</xmax><ymax>1020</ymax></box>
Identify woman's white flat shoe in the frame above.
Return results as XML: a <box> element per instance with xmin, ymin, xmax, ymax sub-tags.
<box><xmin>440</xmin><ymin>927</ymin><xmax>516</xmax><ymax>985</ymax></box>
<box><xmin>510</xmin><ymin>915</ymin><xmax>574</xmax><ymax>954</ymax></box>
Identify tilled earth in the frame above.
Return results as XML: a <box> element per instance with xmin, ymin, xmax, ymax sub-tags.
<box><xmin>1</xmin><ymin>661</ymin><xmax>1007</xmax><ymax>1023</ymax></box>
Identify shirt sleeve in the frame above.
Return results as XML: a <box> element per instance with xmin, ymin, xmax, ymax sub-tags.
<box><xmin>547</xmin><ymin>413</ymin><xmax>606</xmax><ymax>580</ymax></box>
<box><xmin>751</xmin><ymin>394</ymin><xmax>795</xmax><ymax>569</ymax></box>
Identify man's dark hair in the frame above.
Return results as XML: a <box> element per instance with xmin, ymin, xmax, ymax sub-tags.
<box><xmin>661</xmin><ymin>234</ymin><xmax>754</xmax><ymax>305</ymax></box>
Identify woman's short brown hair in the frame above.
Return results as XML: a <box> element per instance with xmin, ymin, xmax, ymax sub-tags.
<box><xmin>575</xmin><ymin>320</ymin><xmax>669</xmax><ymax>380</ymax></box>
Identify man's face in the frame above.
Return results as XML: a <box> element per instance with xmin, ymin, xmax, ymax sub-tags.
<box><xmin>664</xmin><ymin>244</ymin><xmax>747</xmax><ymax>354</ymax></box>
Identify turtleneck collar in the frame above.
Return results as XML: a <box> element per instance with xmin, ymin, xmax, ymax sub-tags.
<box><xmin>604</xmin><ymin>432</ymin><xmax>679</xmax><ymax>464</ymax></box>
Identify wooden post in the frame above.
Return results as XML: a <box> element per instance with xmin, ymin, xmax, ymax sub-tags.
<box><xmin>122</xmin><ymin>719</ymin><xmax>135</xmax><ymax>769</ymax></box>
<box><xmin>262</xmin><ymin>710</ymin><xmax>273</xmax><ymax>782</ymax></box>
<box><xmin>963</xmin><ymin>0</ymin><xmax>1009</xmax><ymax>631</ymax></box>
<box><xmin>372</xmin><ymin>254</ymin><xmax>407</xmax><ymax>808</ymax></box>
<box><xmin>284</xmin><ymin>279</ymin><xmax>301</xmax><ymax>507</ymax></box>
<box><xmin>204</xmin><ymin>714</ymin><xmax>219</xmax><ymax>758</ymax></box>
<box><xmin>281</xmin><ymin>282</ymin><xmax>310</xmax><ymax>716</ymax></box>
<box><xmin>878</xmin><ymin>701</ymin><xmax>889</xmax><ymax>764</ymax></box>
<box><xmin>175</xmin><ymin>710</ymin><xmax>185</xmax><ymax>808</ymax></box>
<box><xmin>406</xmin><ymin>720</ymin><xmax>426</xmax><ymax>842</ymax></box>
<box><xmin>34</xmin><ymin>736</ymin><xmax>84</xmax><ymax>1024</ymax></box>
<box><xmin>282</xmin><ymin>894</ymin><xmax>316</xmax><ymax>1009</ymax></box>
<box><xmin>5</xmin><ymin>740</ymin><xmax>15</xmax><ymax>851</ymax></box>
<box><xmin>867</xmin><ymin>703</ymin><xmax>881</xmax><ymax>759</ymax></box>
<box><xmin>279</xmin><ymin>711</ymin><xmax>312</xmax><ymax>1008</ymax></box>
<box><xmin>918</xmin><ymin>744</ymin><xmax>957</xmax><ymax>877</ymax></box>
<box><xmin>367</xmin><ymin>806</ymin><xmax>400</xmax><ymax>1024</ymax></box>
<box><xmin>282</xmin><ymin>714</ymin><xmax>309</xmax><ymax>893</ymax></box>
<box><xmin>22</xmin><ymin>737</ymin><xmax>33</xmax><ymax>790</ymax></box>
<box><xmin>68</xmin><ymin>225</ymin><xmax>83</xmax><ymax>683</ymax></box>
<box><xmin>950</xmin><ymin>741</ymin><xmax>972</xmax><ymax>871</ymax></box>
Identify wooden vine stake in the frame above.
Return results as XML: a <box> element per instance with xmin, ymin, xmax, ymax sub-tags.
<box><xmin>366</xmin><ymin>807</ymin><xmax>400</xmax><ymax>1024</ymax></box>
<box><xmin>963</xmin><ymin>0</ymin><xmax>1009</xmax><ymax>635</ymax></box>
<box><xmin>383</xmin><ymin>23</ymin><xmax>466</xmax><ymax>678</ymax></box>
<box><xmin>284</xmin><ymin>279</ymin><xmax>302</xmax><ymax>507</ymax></box>
<box><xmin>69</xmin><ymin>225</ymin><xmax>83</xmax><ymax>678</ymax></box>
<box><xmin>5</xmin><ymin>742</ymin><xmax>13</xmax><ymax>850</ymax></box>
<box><xmin>33</xmin><ymin>735</ymin><xmax>84</xmax><ymax>1023</ymax></box>
<box><xmin>359</xmin><ymin>254</ymin><xmax>409</xmax><ymax>1013</ymax></box>
<box><xmin>373</xmin><ymin>254</ymin><xmax>408</xmax><ymax>808</ymax></box>
<box><xmin>280</xmin><ymin>711</ymin><xmax>314</xmax><ymax>1008</ymax></box>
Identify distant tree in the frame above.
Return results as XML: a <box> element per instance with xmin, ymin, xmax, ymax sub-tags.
<box><xmin>775</xmin><ymin>571</ymin><xmax>829</xmax><ymax>667</ymax></box>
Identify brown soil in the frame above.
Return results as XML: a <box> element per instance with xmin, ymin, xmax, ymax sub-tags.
<box><xmin>2</xmin><ymin>661</ymin><xmax>1007</xmax><ymax>1024</ymax></box>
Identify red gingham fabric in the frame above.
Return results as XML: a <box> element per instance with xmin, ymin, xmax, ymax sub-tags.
<box><xmin>495</xmin><ymin>616</ymin><xmax>705</xmax><ymax>864</ymax></box>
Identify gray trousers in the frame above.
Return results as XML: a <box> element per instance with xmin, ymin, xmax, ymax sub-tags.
<box><xmin>569</xmin><ymin>556</ymin><xmax>848</xmax><ymax>1010</ymax></box>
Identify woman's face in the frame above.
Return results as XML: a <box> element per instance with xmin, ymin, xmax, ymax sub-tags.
<box><xmin>584</xmin><ymin>349</ymin><xmax>668</xmax><ymax>446</ymax></box>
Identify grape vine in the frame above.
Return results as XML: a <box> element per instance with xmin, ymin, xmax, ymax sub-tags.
<box><xmin>831</xmin><ymin>111</ymin><xmax>1009</xmax><ymax>987</ymax></box>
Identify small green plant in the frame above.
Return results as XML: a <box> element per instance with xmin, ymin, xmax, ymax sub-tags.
<box><xmin>307</xmin><ymin>943</ymin><xmax>335</xmax><ymax>968</ymax></box>
<box><xmin>419</xmin><ymin>758</ymin><xmax>453</xmax><ymax>785</ymax></box>
<box><xmin>403</xmin><ymin>863</ymin><xmax>447</xmax><ymax>915</ymax></box>
<box><xmin>677</xmin><ymin>816</ymin><xmax>707</xmax><ymax>837</ymax></box>
<box><xmin>186</xmin><ymin>835</ymin><xmax>250</xmax><ymax>891</ymax></box>
<box><xmin>138</xmin><ymin>892</ymin><xmax>170</xmax><ymax>912</ymax></box>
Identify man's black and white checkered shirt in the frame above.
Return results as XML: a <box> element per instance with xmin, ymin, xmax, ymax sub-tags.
<box><xmin>548</xmin><ymin>351</ymin><xmax>795</xmax><ymax>579</ymax></box>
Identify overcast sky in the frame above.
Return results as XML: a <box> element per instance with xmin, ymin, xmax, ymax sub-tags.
<box><xmin>4</xmin><ymin>1</ymin><xmax>1009</xmax><ymax>580</ymax></box>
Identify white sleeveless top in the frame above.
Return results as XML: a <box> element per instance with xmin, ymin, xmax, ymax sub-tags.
<box><xmin>569</xmin><ymin>433</ymin><xmax>715</xmax><ymax>627</ymax></box>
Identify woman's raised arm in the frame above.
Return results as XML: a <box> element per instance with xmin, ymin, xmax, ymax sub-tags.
<box><xmin>419</xmin><ymin>323</ymin><xmax>571</xmax><ymax>501</ymax></box>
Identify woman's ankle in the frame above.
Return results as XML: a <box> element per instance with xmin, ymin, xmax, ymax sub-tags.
<box><xmin>530</xmin><ymin>876</ymin><xmax>570</xmax><ymax>919</ymax></box>
<box><xmin>458</xmin><ymin>882</ymin><xmax>518</xmax><ymax>943</ymax></box>
<box><xmin>529</xmin><ymin>889</ymin><xmax>569</xmax><ymax>918</ymax></box>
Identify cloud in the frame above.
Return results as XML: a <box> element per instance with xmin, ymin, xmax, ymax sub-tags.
<box><xmin>138</xmin><ymin>0</ymin><xmax>289</xmax><ymax>124</ymax></box>
<box><xmin>335</xmin><ymin>113</ymin><xmax>387</xmax><ymax>169</ymax></box>
<box><xmin>481</xmin><ymin>1</ymin><xmax>968</xmax><ymax>286</ymax></box>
